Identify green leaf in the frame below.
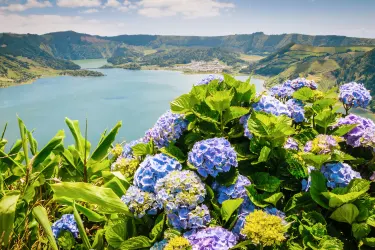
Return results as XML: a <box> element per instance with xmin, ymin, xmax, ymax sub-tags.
<box><xmin>0</xmin><ymin>191</ymin><xmax>20</xmax><ymax>246</ymax></box>
<box><xmin>223</xmin><ymin>106</ymin><xmax>249</xmax><ymax>124</ymax></box>
<box><xmin>32</xmin><ymin>206</ymin><xmax>59</xmax><ymax>250</ymax></box>
<box><xmin>318</xmin><ymin>236</ymin><xmax>344</xmax><ymax>250</ymax></box>
<box><xmin>366</xmin><ymin>215</ymin><xmax>375</xmax><ymax>227</ymax></box>
<box><xmin>301</xmin><ymin>153</ymin><xmax>331</xmax><ymax>168</ymax></box>
<box><xmin>65</xmin><ymin>118</ymin><xmax>91</xmax><ymax>158</ymax></box>
<box><xmin>160</xmin><ymin>143</ymin><xmax>185</xmax><ymax>162</ymax></box>
<box><xmin>92</xmin><ymin>229</ymin><xmax>105</xmax><ymax>250</ymax></box>
<box><xmin>205</xmin><ymin>90</ymin><xmax>233</xmax><ymax>113</ymax></box>
<box><xmin>284</xmin><ymin>192</ymin><xmax>316</xmax><ymax>213</ymax></box>
<box><xmin>252</xmin><ymin>146</ymin><xmax>271</xmax><ymax>165</ymax></box>
<box><xmin>91</xmin><ymin>121</ymin><xmax>122</xmax><ymax>161</ymax></box>
<box><xmin>309</xmin><ymin>171</ymin><xmax>330</xmax><ymax>209</ymax></box>
<box><xmin>75</xmin><ymin>203</ymin><xmax>106</xmax><ymax>222</ymax></box>
<box><xmin>27</xmin><ymin>130</ymin><xmax>38</xmax><ymax>155</ymax></box>
<box><xmin>312</xmin><ymin>99</ymin><xmax>336</xmax><ymax>113</ymax></box>
<box><xmin>352</xmin><ymin>222</ymin><xmax>370</xmax><ymax>239</ymax></box>
<box><xmin>293</xmin><ymin>87</ymin><xmax>314</xmax><ymax>101</ymax></box>
<box><xmin>330</xmin><ymin>203</ymin><xmax>359</xmax><ymax>224</ymax></box>
<box><xmin>205</xmin><ymin>184</ymin><xmax>221</xmax><ymax>214</ymax></box>
<box><xmin>73</xmin><ymin>202</ymin><xmax>91</xmax><ymax>249</ymax></box>
<box><xmin>230</xmin><ymin>240</ymin><xmax>253</xmax><ymax>249</ymax></box>
<box><xmin>171</xmin><ymin>94</ymin><xmax>198</xmax><ymax>113</ymax></box>
<box><xmin>363</xmin><ymin>238</ymin><xmax>375</xmax><ymax>247</ymax></box>
<box><xmin>106</xmin><ymin>217</ymin><xmax>134</xmax><ymax>248</ymax></box>
<box><xmin>50</xmin><ymin>182</ymin><xmax>131</xmax><ymax>215</ymax></box>
<box><xmin>331</xmin><ymin>124</ymin><xmax>358</xmax><ymax>136</ymax></box>
<box><xmin>286</xmin><ymin>153</ymin><xmax>308</xmax><ymax>178</ymax></box>
<box><xmin>251</xmin><ymin>172</ymin><xmax>280</xmax><ymax>192</ymax></box>
<box><xmin>263</xmin><ymin>192</ymin><xmax>284</xmax><ymax>206</ymax></box>
<box><xmin>18</xmin><ymin>117</ymin><xmax>30</xmax><ymax>169</ymax></box>
<box><xmin>221</xmin><ymin>198</ymin><xmax>244</xmax><ymax>222</ymax></box>
<box><xmin>132</xmin><ymin>143</ymin><xmax>153</xmax><ymax>157</ymax></box>
<box><xmin>120</xmin><ymin>236</ymin><xmax>152</xmax><ymax>250</ymax></box>
<box><xmin>315</xmin><ymin>109</ymin><xmax>337</xmax><ymax>130</ymax></box>
<box><xmin>215</xmin><ymin>167</ymin><xmax>238</xmax><ymax>186</ymax></box>
<box><xmin>150</xmin><ymin>214</ymin><xmax>165</xmax><ymax>242</ymax></box>
<box><xmin>246</xmin><ymin>185</ymin><xmax>283</xmax><ymax>207</ymax></box>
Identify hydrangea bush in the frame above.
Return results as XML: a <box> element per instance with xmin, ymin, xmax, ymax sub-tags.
<box><xmin>2</xmin><ymin>75</ymin><xmax>375</xmax><ymax>250</ymax></box>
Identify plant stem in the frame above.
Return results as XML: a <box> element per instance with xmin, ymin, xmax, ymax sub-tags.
<box><xmin>83</xmin><ymin>118</ymin><xmax>88</xmax><ymax>183</ymax></box>
<box><xmin>1</xmin><ymin>122</ymin><xmax>7</xmax><ymax>140</ymax></box>
<box><xmin>220</xmin><ymin>111</ymin><xmax>224</xmax><ymax>136</ymax></box>
<box><xmin>259</xmin><ymin>244</ymin><xmax>264</xmax><ymax>250</ymax></box>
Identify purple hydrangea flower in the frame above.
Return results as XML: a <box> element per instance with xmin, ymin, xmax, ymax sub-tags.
<box><xmin>51</xmin><ymin>214</ymin><xmax>79</xmax><ymax>239</ymax></box>
<box><xmin>284</xmin><ymin>137</ymin><xmax>299</xmax><ymax>151</ymax></box>
<box><xmin>195</xmin><ymin>75</ymin><xmax>224</xmax><ymax>86</ymax></box>
<box><xmin>284</xmin><ymin>78</ymin><xmax>318</xmax><ymax>90</ymax></box>
<box><xmin>133</xmin><ymin>153</ymin><xmax>182</xmax><ymax>192</ymax></box>
<box><xmin>339</xmin><ymin>82</ymin><xmax>372</xmax><ymax>108</ymax></box>
<box><xmin>185</xmin><ymin>227</ymin><xmax>238</xmax><ymax>250</ymax></box>
<box><xmin>301</xmin><ymin>166</ymin><xmax>315</xmax><ymax>191</ymax></box>
<box><xmin>332</xmin><ymin>114</ymin><xmax>375</xmax><ymax>148</ymax></box>
<box><xmin>122</xmin><ymin>138</ymin><xmax>146</xmax><ymax>159</ymax></box>
<box><xmin>304</xmin><ymin>135</ymin><xmax>341</xmax><ymax>154</ymax></box>
<box><xmin>212</xmin><ymin>175</ymin><xmax>251</xmax><ymax>204</ymax></box>
<box><xmin>121</xmin><ymin>186</ymin><xmax>161</xmax><ymax>218</ymax></box>
<box><xmin>155</xmin><ymin>170</ymin><xmax>206</xmax><ymax>212</ymax></box>
<box><xmin>286</xmin><ymin>99</ymin><xmax>305</xmax><ymax>123</ymax></box>
<box><xmin>150</xmin><ymin>240</ymin><xmax>168</xmax><ymax>250</ymax></box>
<box><xmin>239</xmin><ymin>114</ymin><xmax>253</xmax><ymax>139</ymax></box>
<box><xmin>321</xmin><ymin>162</ymin><xmax>361</xmax><ymax>189</ymax></box>
<box><xmin>252</xmin><ymin>95</ymin><xmax>291</xmax><ymax>117</ymax></box>
<box><xmin>188</xmin><ymin>138</ymin><xmax>238</xmax><ymax>178</ymax></box>
<box><xmin>144</xmin><ymin>110</ymin><xmax>189</xmax><ymax>149</ymax></box>
<box><xmin>168</xmin><ymin>205</ymin><xmax>211</xmax><ymax>231</ymax></box>
<box><xmin>270</xmin><ymin>84</ymin><xmax>295</xmax><ymax>99</ymax></box>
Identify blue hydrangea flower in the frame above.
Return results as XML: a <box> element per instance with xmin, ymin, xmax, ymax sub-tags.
<box><xmin>321</xmin><ymin>163</ymin><xmax>361</xmax><ymax>189</ymax></box>
<box><xmin>339</xmin><ymin>82</ymin><xmax>372</xmax><ymax>108</ymax></box>
<box><xmin>232</xmin><ymin>198</ymin><xmax>256</xmax><ymax>237</ymax></box>
<box><xmin>195</xmin><ymin>75</ymin><xmax>224</xmax><ymax>86</ymax></box>
<box><xmin>284</xmin><ymin>137</ymin><xmax>299</xmax><ymax>151</ymax></box>
<box><xmin>188</xmin><ymin>138</ymin><xmax>238</xmax><ymax>178</ymax></box>
<box><xmin>332</xmin><ymin>114</ymin><xmax>375</xmax><ymax>148</ymax></box>
<box><xmin>51</xmin><ymin>214</ymin><xmax>79</xmax><ymax>239</ymax></box>
<box><xmin>301</xmin><ymin>166</ymin><xmax>315</xmax><ymax>191</ymax></box>
<box><xmin>212</xmin><ymin>175</ymin><xmax>251</xmax><ymax>204</ymax></box>
<box><xmin>150</xmin><ymin>239</ymin><xmax>168</xmax><ymax>250</ymax></box>
<box><xmin>270</xmin><ymin>84</ymin><xmax>295</xmax><ymax>99</ymax></box>
<box><xmin>284</xmin><ymin>78</ymin><xmax>318</xmax><ymax>90</ymax></box>
<box><xmin>252</xmin><ymin>95</ymin><xmax>291</xmax><ymax>117</ymax></box>
<box><xmin>286</xmin><ymin>99</ymin><xmax>305</xmax><ymax>123</ymax></box>
<box><xmin>122</xmin><ymin>138</ymin><xmax>145</xmax><ymax>159</ymax></box>
<box><xmin>264</xmin><ymin>207</ymin><xmax>286</xmax><ymax>220</ymax></box>
<box><xmin>239</xmin><ymin>114</ymin><xmax>253</xmax><ymax>139</ymax></box>
<box><xmin>155</xmin><ymin>170</ymin><xmax>206</xmax><ymax>212</ymax></box>
<box><xmin>168</xmin><ymin>205</ymin><xmax>211</xmax><ymax>231</ymax></box>
<box><xmin>144</xmin><ymin>110</ymin><xmax>189</xmax><ymax>149</ymax></box>
<box><xmin>184</xmin><ymin>227</ymin><xmax>238</xmax><ymax>250</ymax></box>
<box><xmin>133</xmin><ymin>153</ymin><xmax>182</xmax><ymax>192</ymax></box>
<box><xmin>121</xmin><ymin>186</ymin><xmax>161</xmax><ymax>218</ymax></box>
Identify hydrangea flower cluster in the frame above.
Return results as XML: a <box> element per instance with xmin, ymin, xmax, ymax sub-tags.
<box><xmin>155</xmin><ymin>170</ymin><xmax>206</xmax><ymax>212</ymax></box>
<box><xmin>284</xmin><ymin>78</ymin><xmax>318</xmax><ymax>90</ymax></box>
<box><xmin>168</xmin><ymin>205</ymin><xmax>211</xmax><ymax>231</ymax></box>
<box><xmin>339</xmin><ymin>82</ymin><xmax>372</xmax><ymax>108</ymax></box>
<box><xmin>51</xmin><ymin>214</ymin><xmax>79</xmax><ymax>239</ymax></box>
<box><xmin>212</xmin><ymin>175</ymin><xmax>251</xmax><ymax>204</ymax></box>
<box><xmin>133</xmin><ymin>153</ymin><xmax>182</xmax><ymax>192</ymax></box>
<box><xmin>232</xmin><ymin>199</ymin><xmax>256</xmax><ymax>237</ymax></box>
<box><xmin>111</xmin><ymin>144</ymin><xmax>123</xmax><ymax>157</ymax></box>
<box><xmin>144</xmin><ymin>110</ymin><xmax>189</xmax><ymax>149</ymax></box>
<box><xmin>241</xmin><ymin>210</ymin><xmax>286</xmax><ymax>247</ymax></box>
<box><xmin>286</xmin><ymin>99</ymin><xmax>305</xmax><ymax>123</ymax></box>
<box><xmin>184</xmin><ymin>227</ymin><xmax>238</xmax><ymax>250</ymax></box>
<box><xmin>304</xmin><ymin>135</ymin><xmax>342</xmax><ymax>154</ymax></box>
<box><xmin>270</xmin><ymin>84</ymin><xmax>295</xmax><ymax>99</ymax></box>
<box><xmin>121</xmin><ymin>186</ymin><xmax>161</xmax><ymax>218</ymax></box>
<box><xmin>164</xmin><ymin>237</ymin><xmax>192</xmax><ymax>250</ymax></box>
<box><xmin>333</xmin><ymin>114</ymin><xmax>375</xmax><ymax>148</ymax></box>
<box><xmin>252</xmin><ymin>95</ymin><xmax>291</xmax><ymax>117</ymax></box>
<box><xmin>188</xmin><ymin>138</ymin><xmax>238</xmax><ymax>178</ymax></box>
<box><xmin>110</xmin><ymin>156</ymin><xmax>139</xmax><ymax>178</ymax></box>
<box><xmin>195</xmin><ymin>75</ymin><xmax>224</xmax><ymax>86</ymax></box>
<box><xmin>264</xmin><ymin>207</ymin><xmax>286</xmax><ymax>222</ymax></box>
<box><xmin>321</xmin><ymin>163</ymin><xmax>361</xmax><ymax>189</ymax></box>
<box><xmin>122</xmin><ymin>138</ymin><xmax>145</xmax><ymax>159</ymax></box>
<box><xmin>284</xmin><ymin>137</ymin><xmax>299</xmax><ymax>151</ymax></box>
<box><xmin>150</xmin><ymin>239</ymin><xmax>168</xmax><ymax>250</ymax></box>
<box><xmin>239</xmin><ymin>114</ymin><xmax>253</xmax><ymax>139</ymax></box>
<box><xmin>301</xmin><ymin>166</ymin><xmax>315</xmax><ymax>191</ymax></box>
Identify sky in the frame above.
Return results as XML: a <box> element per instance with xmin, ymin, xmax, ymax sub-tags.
<box><xmin>0</xmin><ymin>0</ymin><xmax>374</xmax><ymax>38</ymax></box>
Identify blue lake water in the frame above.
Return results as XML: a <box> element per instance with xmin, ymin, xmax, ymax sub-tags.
<box><xmin>0</xmin><ymin>60</ymin><xmax>264</xmax><ymax>147</ymax></box>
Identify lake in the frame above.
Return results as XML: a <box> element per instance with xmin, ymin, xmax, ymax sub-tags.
<box><xmin>0</xmin><ymin>59</ymin><xmax>264</xmax><ymax>147</ymax></box>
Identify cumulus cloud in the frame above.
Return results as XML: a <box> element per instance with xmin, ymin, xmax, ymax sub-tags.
<box><xmin>56</xmin><ymin>0</ymin><xmax>102</xmax><ymax>8</ymax></box>
<box><xmin>137</xmin><ymin>0</ymin><xmax>235</xmax><ymax>18</ymax></box>
<box><xmin>104</xmin><ymin>0</ymin><xmax>121</xmax><ymax>8</ymax></box>
<box><xmin>80</xmin><ymin>8</ymin><xmax>99</xmax><ymax>14</ymax></box>
<box><xmin>0</xmin><ymin>0</ymin><xmax>52</xmax><ymax>12</ymax></box>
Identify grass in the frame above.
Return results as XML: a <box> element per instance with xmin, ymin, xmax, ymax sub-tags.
<box><xmin>239</xmin><ymin>54</ymin><xmax>264</xmax><ymax>62</ymax></box>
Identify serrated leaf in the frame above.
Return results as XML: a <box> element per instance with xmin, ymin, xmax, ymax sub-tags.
<box><xmin>301</xmin><ymin>153</ymin><xmax>330</xmax><ymax>168</ymax></box>
<box><xmin>252</xmin><ymin>146</ymin><xmax>271</xmax><ymax>165</ymax></box>
<box><xmin>315</xmin><ymin>109</ymin><xmax>337</xmax><ymax>130</ymax></box>
<box><xmin>221</xmin><ymin>198</ymin><xmax>243</xmax><ymax>222</ymax></box>
<box><xmin>215</xmin><ymin>167</ymin><xmax>239</xmax><ymax>186</ymax></box>
<box><xmin>106</xmin><ymin>217</ymin><xmax>134</xmax><ymax>248</ymax></box>
<box><xmin>286</xmin><ymin>153</ymin><xmax>308</xmax><ymax>178</ymax></box>
<box><xmin>251</xmin><ymin>172</ymin><xmax>280</xmax><ymax>192</ymax></box>
<box><xmin>223</xmin><ymin>106</ymin><xmax>249</xmax><ymax>124</ymax></box>
<box><xmin>284</xmin><ymin>192</ymin><xmax>316</xmax><ymax>213</ymax></box>
<box><xmin>330</xmin><ymin>203</ymin><xmax>359</xmax><ymax>224</ymax></box>
<box><xmin>293</xmin><ymin>87</ymin><xmax>314</xmax><ymax>101</ymax></box>
<box><xmin>205</xmin><ymin>90</ymin><xmax>233</xmax><ymax>113</ymax></box>
<box><xmin>171</xmin><ymin>94</ymin><xmax>198</xmax><ymax>113</ymax></box>
<box><xmin>150</xmin><ymin>214</ymin><xmax>165</xmax><ymax>242</ymax></box>
<box><xmin>366</xmin><ymin>215</ymin><xmax>375</xmax><ymax>227</ymax></box>
<box><xmin>120</xmin><ymin>236</ymin><xmax>151</xmax><ymax>250</ymax></box>
<box><xmin>352</xmin><ymin>222</ymin><xmax>370</xmax><ymax>239</ymax></box>
<box><xmin>246</xmin><ymin>185</ymin><xmax>283</xmax><ymax>207</ymax></box>
<box><xmin>310</xmin><ymin>171</ymin><xmax>329</xmax><ymax>209</ymax></box>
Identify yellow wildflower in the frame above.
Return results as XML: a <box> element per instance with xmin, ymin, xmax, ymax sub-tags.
<box><xmin>164</xmin><ymin>237</ymin><xmax>191</xmax><ymax>250</ymax></box>
<box><xmin>241</xmin><ymin>210</ymin><xmax>286</xmax><ymax>247</ymax></box>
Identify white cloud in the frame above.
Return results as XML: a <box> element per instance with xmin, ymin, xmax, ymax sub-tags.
<box><xmin>80</xmin><ymin>8</ymin><xmax>99</xmax><ymax>13</ymax></box>
<box><xmin>137</xmin><ymin>0</ymin><xmax>235</xmax><ymax>18</ymax></box>
<box><xmin>0</xmin><ymin>0</ymin><xmax>51</xmax><ymax>12</ymax></box>
<box><xmin>56</xmin><ymin>0</ymin><xmax>102</xmax><ymax>8</ymax></box>
<box><xmin>104</xmin><ymin>0</ymin><xmax>121</xmax><ymax>8</ymax></box>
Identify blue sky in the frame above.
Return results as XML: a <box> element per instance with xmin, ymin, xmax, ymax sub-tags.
<box><xmin>0</xmin><ymin>0</ymin><xmax>374</xmax><ymax>37</ymax></box>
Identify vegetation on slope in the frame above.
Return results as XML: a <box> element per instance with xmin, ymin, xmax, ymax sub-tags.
<box><xmin>59</xmin><ymin>69</ymin><xmax>105</xmax><ymax>77</ymax></box>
